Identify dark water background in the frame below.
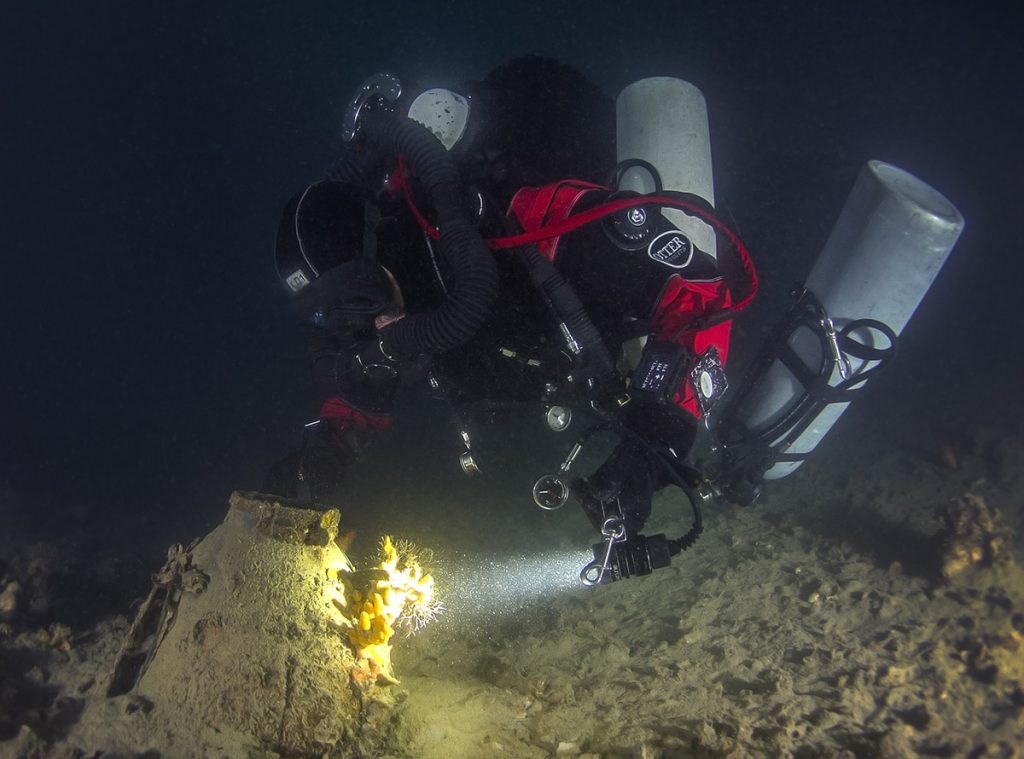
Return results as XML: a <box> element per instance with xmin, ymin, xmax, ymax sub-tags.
<box><xmin>1</xmin><ymin>3</ymin><xmax>1019</xmax><ymax>584</ymax></box>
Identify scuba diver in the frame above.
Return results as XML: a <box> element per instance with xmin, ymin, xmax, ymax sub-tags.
<box><xmin>270</xmin><ymin>57</ymin><xmax>960</xmax><ymax>585</ymax></box>
<box><xmin>270</xmin><ymin>56</ymin><xmax>757</xmax><ymax>584</ymax></box>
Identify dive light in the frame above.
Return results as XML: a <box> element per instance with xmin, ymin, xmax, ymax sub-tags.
<box><xmin>581</xmin><ymin>521</ymin><xmax>673</xmax><ymax>585</ymax></box>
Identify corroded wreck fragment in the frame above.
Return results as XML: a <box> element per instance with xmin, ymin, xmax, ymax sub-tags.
<box><xmin>105</xmin><ymin>492</ymin><xmax>405</xmax><ymax>758</ymax></box>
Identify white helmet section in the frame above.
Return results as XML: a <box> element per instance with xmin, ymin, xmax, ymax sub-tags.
<box><xmin>616</xmin><ymin>78</ymin><xmax>717</xmax><ymax>259</ymax></box>
<box><xmin>408</xmin><ymin>88</ymin><xmax>470</xmax><ymax>151</ymax></box>
<box><xmin>740</xmin><ymin>161</ymin><xmax>965</xmax><ymax>479</ymax></box>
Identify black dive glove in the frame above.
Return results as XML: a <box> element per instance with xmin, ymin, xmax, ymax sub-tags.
<box><xmin>573</xmin><ymin>440</ymin><xmax>656</xmax><ymax>535</ymax></box>
<box><xmin>573</xmin><ymin>404</ymin><xmax>699</xmax><ymax>534</ymax></box>
<box><xmin>263</xmin><ymin>397</ymin><xmax>389</xmax><ymax>504</ymax></box>
<box><xmin>262</xmin><ymin>423</ymin><xmax>362</xmax><ymax>504</ymax></box>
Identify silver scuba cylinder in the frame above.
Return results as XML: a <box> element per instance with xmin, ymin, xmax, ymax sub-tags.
<box><xmin>735</xmin><ymin>161</ymin><xmax>964</xmax><ymax>480</ymax></box>
<box><xmin>616</xmin><ymin>78</ymin><xmax>717</xmax><ymax>259</ymax></box>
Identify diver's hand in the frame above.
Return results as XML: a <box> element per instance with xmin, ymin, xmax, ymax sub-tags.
<box><xmin>574</xmin><ymin>441</ymin><xmax>657</xmax><ymax>535</ymax></box>
<box><xmin>300</xmin><ymin>397</ymin><xmax>391</xmax><ymax>503</ymax></box>
<box><xmin>572</xmin><ymin>477</ymin><xmax>619</xmax><ymax>533</ymax></box>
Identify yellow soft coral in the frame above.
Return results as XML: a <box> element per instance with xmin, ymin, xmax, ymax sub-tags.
<box><xmin>344</xmin><ymin>535</ymin><xmax>438</xmax><ymax>681</ymax></box>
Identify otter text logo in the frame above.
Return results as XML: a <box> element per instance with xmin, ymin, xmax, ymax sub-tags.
<box><xmin>648</xmin><ymin>231</ymin><xmax>693</xmax><ymax>269</ymax></box>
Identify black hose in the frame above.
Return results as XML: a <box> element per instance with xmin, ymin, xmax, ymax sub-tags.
<box><xmin>639</xmin><ymin>438</ymin><xmax>703</xmax><ymax>554</ymax></box>
<box><xmin>515</xmin><ymin>241</ymin><xmax>616</xmax><ymax>389</ymax></box>
<box><xmin>360</xmin><ymin>109</ymin><xmax>498</xmax><ymax>358</ymax></box>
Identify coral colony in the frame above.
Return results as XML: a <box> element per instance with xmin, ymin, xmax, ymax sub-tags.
<box><xmin>322</xmin><ymin>519</ymin><xmax>439</xmax><ymax>685</ymax></box>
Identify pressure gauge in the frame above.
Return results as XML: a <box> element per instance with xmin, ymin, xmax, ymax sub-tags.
<box><xmin>532</xmin><ymin>474</ymin><xmax>570</xmax><ymax>510</ymax></box>
<box><xmin>545</xmin><ymin>405</ymin><xmax>572</xmax><ymax>432</ymax></box>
